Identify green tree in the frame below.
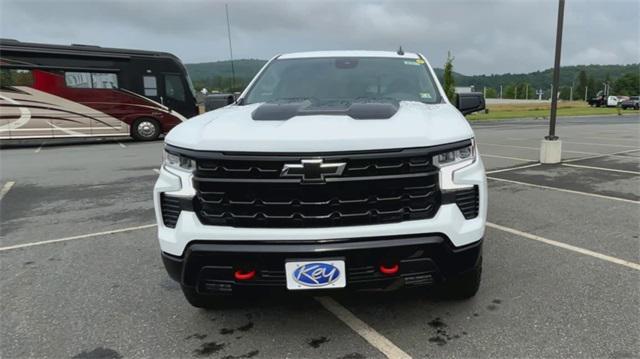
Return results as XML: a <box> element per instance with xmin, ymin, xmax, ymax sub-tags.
<box><xmin>576</xmin><ymin>70</ymin><xmax>588</xmax><ymax>100</ymax></box>
<box><xmin>443</xmin><ymin>51</ymin><xmax>455</xmax><ymax>102</ymax></box>
<box><xmin>484</xmin><ymin>87</ymin><xmax>498</xmax><ymax>98</ymax></box>
<box><xmin>613</xmin><ymin>72</ymin><xmax>640</xmax><ymax>96</ymax></box>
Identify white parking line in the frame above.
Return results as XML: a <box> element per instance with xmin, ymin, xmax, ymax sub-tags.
<box><xmin>153</xmin><ymin>168</ymin><xmax>160</xmax><ymax>174</ymax></box>
<box><xmin>562</xmin><ymin>163</ymin><xmax>640</xmax><ymax>175</ymax></box>
<box><xmin>481</xmin><ymin>153</ymin><xmax>535</xmax><ymax>162</ymax></box>
<box><xmin>0</xmin><ymin>181</ymin><xmax>15</xmax><ymax>200</ymax></box>
<box><xmin>0</xmin><ymin>224</ymin><xmax>156</xmax><ymax>252</ymax></box>
<box><xmin>479</xmin><ymin>143</ymin><xmax>603</xmax><ymax>156</ymax></box>
<box><xmin>118</xmin><ymin>142</ymin><xmax>127</xmax><ymax>148</ymax></box>
<box><xmin>35</xmin><ymin>143</ymin><xmax>43</xmax><ymax>153</ymax></box>
<box><xmin>487</xmin><ymin>177</ymin><xmax>640</xmax><ymax>204</ymax></box>
<box><xmin>486</xmin><ymin>163</ymin><xmax>541</xmax><ymax>174</ymax></box>
<box><xmin>487</xmin><ymin>222</ymin><xmax>640</xmax><ymax>271</ymax></box>
<box><xmin>315</xmin><ymin>297</ymin><xmax>412</xmax><ymax>359</ymax></box>
<box><xmin>574</xmin><ymin>136</ymin><xmax>640</xmax><ymax>143</ymax></box>
<box><xmin>563</xmin><ymin>148</ymin><xmax>640</xmax><ymax>163</ymax></box>
<box><xmin>562</xmin><ymin>141</ymin><xmax>639</xmax><ymax>149</ymax></box>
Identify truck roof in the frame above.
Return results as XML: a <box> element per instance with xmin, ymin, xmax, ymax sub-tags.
<box><xmin>278</xmin><ymin>50</ymin><xmax>421</xmax><ymax>60</ymax></box>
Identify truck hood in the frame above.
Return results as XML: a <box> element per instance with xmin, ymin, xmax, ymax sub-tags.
<box><xmin>165</xmin><ymin>101</ymin><xmax>474</xmax><ymax>152</ymax></box>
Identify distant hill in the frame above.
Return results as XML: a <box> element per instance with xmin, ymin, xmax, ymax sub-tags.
<box><xmin>186</xmin><ymin>59</ymin><xmax>266</xmax><ymax>92</ymax></box>
<box><xmin>186</xmin><ymin>60</ymin><xmax>639</xmax><ymax>98</ymax></box>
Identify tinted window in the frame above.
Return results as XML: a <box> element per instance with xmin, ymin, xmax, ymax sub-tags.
<box><xmin>65</xmin><ymin>72</ymin><xmax>92</xmax><ymax>88</ymax></box>
<box><xmin>143</xmin><ymin>76</ymin><xmax>157</xmax><ymax>96</ymax></box>
<box><xmin>0</xmin><ymin>69</ymin><xmax>34</xmax><ymax>86</ymax></box>
<box><xmin>92</xmin><ymin>73</ymin><xmax>118</xmax><ymax>89</ymax></box>
<box><xmin>165</xmin><ymin>74</ymin><xmax>185</xmax><ymax>101</ymax></box>
<box><xmin>65</xmin><ymin>72</ymin><xmax>118</xmax><ymax>89</ymax></box>
<box><xmin>245</xmin><ymin>57</ymin><xmax>441</xmax><ymax>105</ymax></box>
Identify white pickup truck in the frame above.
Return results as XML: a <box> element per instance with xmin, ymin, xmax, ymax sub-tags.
<box><xmin>154</xmin><ymin>50</ymin><xmax>487</xmax><ymax>308</ymax></box>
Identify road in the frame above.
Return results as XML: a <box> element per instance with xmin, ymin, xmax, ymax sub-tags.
<box><xmin>1</xmin><ymin>115</ymin><xmax>639</xmax><ymax>358</ymax></box>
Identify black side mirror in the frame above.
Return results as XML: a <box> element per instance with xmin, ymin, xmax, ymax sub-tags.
<box><xmin>455</xmin><ymin>92</ymin><xmax>485</xmax><ymax>115</ymax></box>
<box><xmin>226</xmin><ymin>95</ymin><xmax>235</xmax><ymax>105</ymax></box>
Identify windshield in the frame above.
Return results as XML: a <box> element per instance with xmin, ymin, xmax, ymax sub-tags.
<box><xmin>244</xmin><ymin>57</ymin><xmax>442</xmax><ymax>105</ymax></box>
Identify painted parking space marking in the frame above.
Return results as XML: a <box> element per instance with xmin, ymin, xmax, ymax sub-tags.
<box><xmin>487</xmin><ymin>177</ymin><xmax>639</xmax><ymax>204</ymax></box>
<box><xmin>481</xmin><ymin>153</ymin><xmax>535</xmax><ymax>162</ymax></box>
<box><xmin>153</xmin><ymin>168</ymin><xmax>160</xmax><ymax>174</ymax></box>
<box><xmin>561</xmin><ymin>140</ymin><xmax>639</xmax><ymax>149</ymax></box>
<box><xmin>486</xmin><ymin>163</ymin><xmax>541</xmax><ymax>174</ymax></box>
<box><xmin>487</xmin><ymin>222</ymin><xmax>640</xmax><ymax>271</ymax></box>
<box><xmin>562</xmin><ymin>163</ymin><xmax>640</xmax><ymax>175</ymax></box>
<box><xmin>563</xmin><ymin>148</ymin><xmax>640</xmax><ymax>163</ymax></box>
<box><xmin>315</xmin><ymin>296</ymin><xmax>412</xmax><ymax>359</ymax></box>
<box><xmin>0</xmin><ymin>181</ymin><xmax>15</xmax><ymax>200</ymax></box>
<box><xmin>479</xmin><ymin>143</ymin><xmax>605</xmax><ymax>156</ymax></box>
<box><xmin>35</xmin><ymin>143</ymin><xmax>43</xmax><ymax>153</ymax></box>
<box><xmin>0</xmin><ymin>224</ymin><xmax>156</xmax><ymax>252</ymax></box>
<box><xmin>118</xmin><ymin>142</ymin><xmax>127</xmax><ymax>148</ymax></box>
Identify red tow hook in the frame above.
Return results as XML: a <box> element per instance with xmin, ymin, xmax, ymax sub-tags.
<box><xmin>379</xmin><ymin>263</ymin><xmax>399</xmax><ymax>276</ymax></box>
<box><xmin>234</xmin><ymin>269</ymin><xmax>256</xmax><ymax>281</ymax></box>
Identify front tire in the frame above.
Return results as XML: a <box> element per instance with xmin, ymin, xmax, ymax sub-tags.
<box><xmin>131</xmin><ymin>118</ymin><xmax>160</xmax><ymax>141</ymax></box>
<box><xmin>439</xmin><ymin>260</ymin><xmax>482</xmax><ymax>300</ymax></box>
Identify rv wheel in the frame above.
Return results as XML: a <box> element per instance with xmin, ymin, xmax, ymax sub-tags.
<box><xmin>132</xmin><ymin>118</ymin><xmax>160</xmax><ymax>141</ymax></box>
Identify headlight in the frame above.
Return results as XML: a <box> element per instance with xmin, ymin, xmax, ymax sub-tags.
<box><xmin>433</xmin><ymin>140</ymin><xmax>476</xmax><ymax>167</ymax></box>
<box><xmin>163</xmin><ymin>149</ymin><xmax>195</xmax><ymax>172</ymax></box>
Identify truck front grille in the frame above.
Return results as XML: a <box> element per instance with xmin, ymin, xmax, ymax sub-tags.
<box><xmin>187</xmin><ymin>146</ymin><xmax>458</xmax><ymax>228</ymax></box>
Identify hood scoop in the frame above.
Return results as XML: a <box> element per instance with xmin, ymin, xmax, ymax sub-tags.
<box><xmin>251</xmin><ymin>99</ymin><xmax>399</xmax><ymax>121</ymax></box>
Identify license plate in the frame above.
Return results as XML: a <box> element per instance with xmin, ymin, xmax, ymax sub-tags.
<box><xmin>285</xmin><ymin>259</ymin><xmax>346</xmax><ymax>290</ymax></box>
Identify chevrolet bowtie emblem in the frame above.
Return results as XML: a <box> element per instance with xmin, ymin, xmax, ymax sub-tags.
<box><xmin>281</xmin><ymin>159</ymin><xmax>346</xmax><ymax>183</ymax></box>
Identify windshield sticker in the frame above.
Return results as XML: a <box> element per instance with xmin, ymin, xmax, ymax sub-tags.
<box><xmin>403</xmin><ymin>61</ymin><xmax>420</xmax><ymax>66</ymax></box>
<box><xmin>416</xmin><ymin>59</ymin><xmax>425</xmax><ymax>64</ymax></box>
<box><xmin>420</xmin><ymin>93</ymin><xmax>432</xmax><ymax>99</ymax></box>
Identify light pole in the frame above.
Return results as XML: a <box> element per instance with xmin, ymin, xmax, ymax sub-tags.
<box><xmin>540</xmin><ymin>0</ymin><xmax>565</xmax><ymax>164</ymax></box>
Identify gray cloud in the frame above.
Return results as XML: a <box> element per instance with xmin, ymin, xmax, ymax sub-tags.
<box><xmin>1</xmin><ymin>0</ymin><xmax>638</xmax><ymax>75</ymax></box>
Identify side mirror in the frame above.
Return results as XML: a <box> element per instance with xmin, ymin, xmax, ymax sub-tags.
<box><xmin>455</xmin><ymin>92</ymin><xmax>485</xmax><ymax>115</ymax></box>
<box><xmin>226</xmin><ymin>95</ymin><xmax>235</xmax><ymax>105</ymax></box>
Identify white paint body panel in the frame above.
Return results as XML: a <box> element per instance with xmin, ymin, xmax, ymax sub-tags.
<box><xmin>165</xmin><ymin>102</ymin><xmax>473</xmax><ymax>152</ymax></box>
<box><xmin>154</xmin><ymin>50</ymin><xmax>486</xmax><ymax>256</ymax></box>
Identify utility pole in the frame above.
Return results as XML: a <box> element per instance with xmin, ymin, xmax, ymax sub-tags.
<box><xmin>570</xmin><ymin>85</ymin><xmax>573</xmax><ymax>101</ymax></box>
<box><xmin>525</xmin><ymin>84</ymin><xmax>529</xmax><ymax>100</ymax></box>
<box><xmin>225</xmin><ymin>4</ymin><xmax>236</xmax><ymax>92</ymax></box>
<box><xmin>500</xmin><ymin>85</ymin><xmax>503</xmax><ymax>99</ymax></box>
<box><xmin>584</xmin><ymin>86</ymin><xmax>588</xmax><ymax>101</ymax></box>
<box><xmin>540</xmin><ymin>0</ymin><xmax>565</xmax><ymax>164</ymax></box>
<box><xmin>514</xmin><ymin>86</ymin><xmax>518</xmax><ymax>99</ymax></box>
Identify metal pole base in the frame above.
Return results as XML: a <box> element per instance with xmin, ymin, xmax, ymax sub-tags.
<box><xmin>540</xmin><ymin>139</ymin><xmax>562</xmax><ymax>164</ymax></box>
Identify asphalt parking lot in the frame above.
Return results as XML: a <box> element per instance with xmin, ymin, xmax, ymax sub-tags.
<box><xmin>1</xmin><ymin>115</ymin><xmax>639</xmax><ymax>358</ymax></box>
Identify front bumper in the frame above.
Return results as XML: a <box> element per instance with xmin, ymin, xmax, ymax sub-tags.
<box><xmin>162</xmin><ymin>233</ymin><xmax>482</xmax><ymax>294</ymax></box>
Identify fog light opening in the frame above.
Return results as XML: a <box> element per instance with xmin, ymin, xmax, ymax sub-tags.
<box><xmin>234</xmin><ymin>269</ymin><xmax>256</xmax><ymax>281</ymax></box>
<box><xmin>379</xmin><ymin>263</ymin><xmax>399</xmax><ymax>276</ymax></box>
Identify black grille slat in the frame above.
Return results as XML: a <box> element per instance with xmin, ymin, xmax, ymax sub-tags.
<box><xmin>193</xmin><ymin>150</ymin><xmax>441</xmax><ymax>228</ymax></box>
<box><xmin>455</xmin><ymin>187</ymin><xmax>479</xmax><ymax>219</ymax></box>
<box><xmin>160</xmin><ymin>194</ymin><xmax>181</xmax><ymax>228</ymax></box>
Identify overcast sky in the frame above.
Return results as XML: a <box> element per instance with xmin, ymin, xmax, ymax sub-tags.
<box><xmin>1</xmin><ymin>0</ymin><xmax>638</xmax><ymax>75</ymax></box>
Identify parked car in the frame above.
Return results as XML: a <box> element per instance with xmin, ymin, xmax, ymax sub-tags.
<box><xmin>620</xmin><ymin>96</ymin><xmax>639</xmax><ymax>110</ymax></box>
<box><xmin>587</xmin><ymin>92</ymin><xmax>606</xmax><ymax>107</ymax></box>
<box><xmin>154</xmin><ymin>50</ymin><xmax>487</xmax><ymax>308</ymax></box>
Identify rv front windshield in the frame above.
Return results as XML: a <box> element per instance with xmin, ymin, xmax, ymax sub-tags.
<box><xmin>244</xmin><ymin>57</ymin><xmax>442</xmax><ymax>105</ymax></box>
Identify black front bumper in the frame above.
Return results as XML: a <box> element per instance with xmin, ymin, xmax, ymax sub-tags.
<box><xmin>162</xmin><ymin>234</ymin><xmax>482</xmax><ymax>295</ymax></box>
